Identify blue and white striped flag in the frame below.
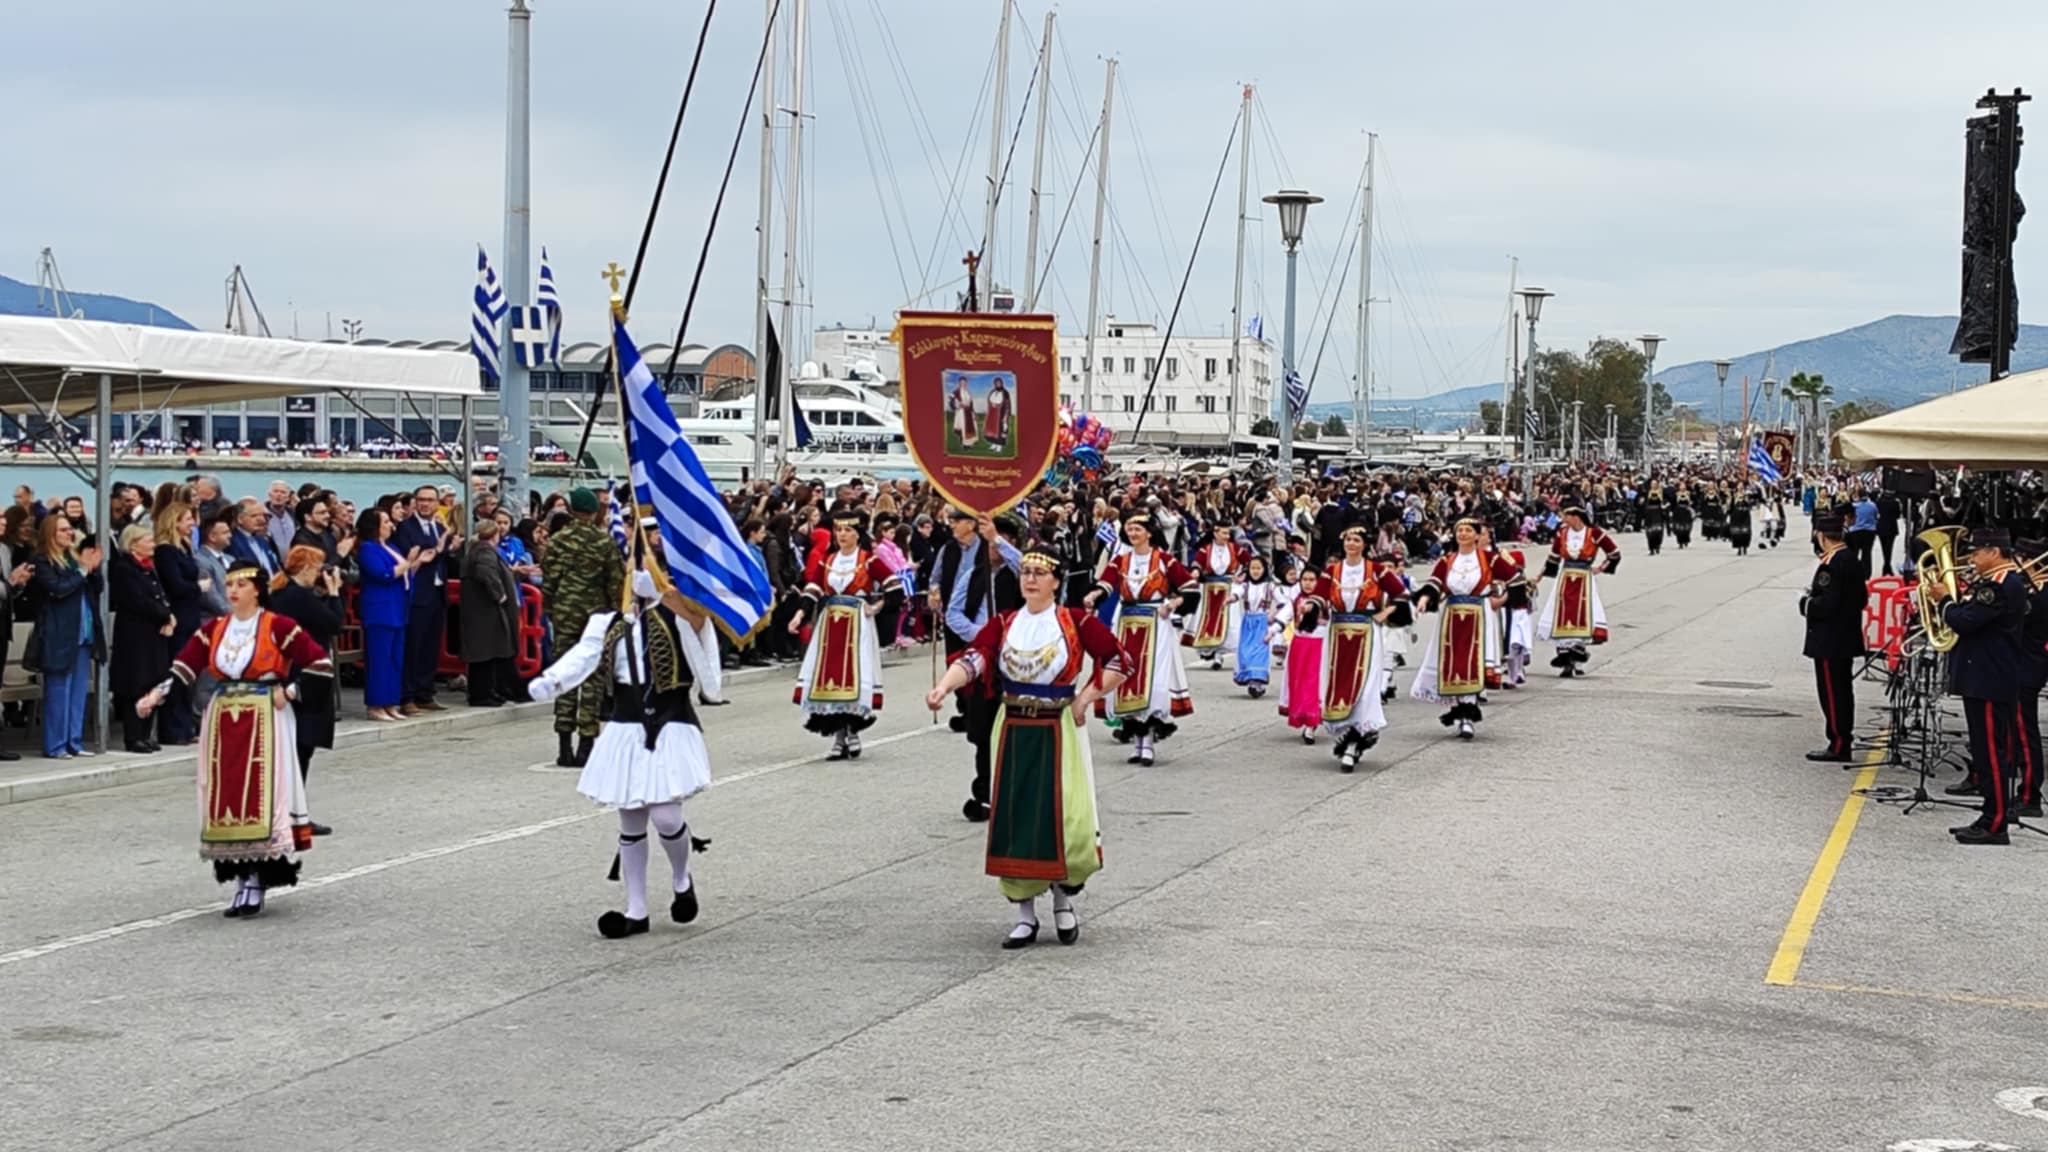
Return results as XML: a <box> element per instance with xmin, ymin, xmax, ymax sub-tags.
<box><xmin>1096</xmin><ymin>518</ymin><xmax>1119</xmax><ymax>548</ymax></box>
<box><xmin>536</xmin><ymin>247</ymin><xmax>562</xmax><ymax>366</ymax></box>
<box><xmin>1524</xmin><ymin>406</ymin><xmax>1542</xmax><ymax>441</ymax></box>
<box><xmin>1284</xmin><ymin>368</ymin><xmax>1309</xmax><ymax>421</ymax></box>
<box><xmin>605</xmin><ymin>479</ymin><xmax>630</xmax><ymax>554</ymax></box>
<box><xmin>615</xmin><ymin>314</ymin><xmax>774</xmax><ymax>637</ymax></box>
<box><xmin>1748</xmin><ymin>438</ymin><xmax>1783</xmax><ymax>483</ymax></box>
<box><xmin>471</xmin><ymin>245</ymin><xmax>506</xmax><ymax>383</ymax></box>
<box><xmin>1246</xmin><ymin>314</ymin><xmax>1264</xmax><ymax>341</ymax></box>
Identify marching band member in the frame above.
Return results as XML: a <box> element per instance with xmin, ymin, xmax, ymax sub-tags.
<box><xmin>527</xmin><ymin>556</ymin><xmax>722</xmax><ymax>939</ymax></box>
<box><xmin>1083</xmin><ymin>515</ymin><xmax>1197</xmax><ymax>767</ymax></box>
<box><xmin>790</xmin><ymin>511</ymin><xmax>903</xmax><ymax>761</ymax></box>
<box><xmin>1312</xmin><ymin>526</ymin><xmax>1408</xmax><ymax>772</ymax></box>
<box><xmin>1535</xmin><ymin>506</ymin><xmax>1620</xmax><ymax>678</ymax></box>
<box><xmin>135</xmin><ymin>562</ymin><xmax>333</xmax><ymax>919</ymax></box>
<box><xmin>927</xmin><ymin>550</ymin><xmax>1130</xmax><ymax>949</ymax></box>
<box><xmin>1232</xmin><ymin>553</ymin><xmax>1281</xmax><ymax>697</ymax></box>
<box><xmin>1931</xmin><ymin>527</ymin><xmax>2029</xmax><ymax>845</ymax></box>
<box><xmin>1411</xmin><ymin>520</ymin><xmax>1505</xmax><ymax>739</ymax></box>
<box><xmin>1188</xmin><ymin>521</ymin><xmax>1248</xmax><ymax>670</ymax></box>
<box><xmin>2015</xmin><ymin>539</ymin><xmax>2048</xmax><ymax>820</ymax></box>
<box><xmin>1800</xmin><ymin>512</ymin><xmax>1864</xmax><ymax>763</ymax></box>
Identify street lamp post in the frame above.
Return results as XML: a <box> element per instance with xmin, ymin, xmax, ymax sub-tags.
<box><xmin>1638</xmin><ymin>333</ymin><xmax>1662</xmax><ymax>466</ymax></box>
<box><xmin>1571</xmin><ymin>398</ymin><xmax>1584</xmax><ymax>460</ymax></box>
<box><xmin>1712</xmin><ymin>359</ymin><xmax>1732</xmax><ymax>473</ymax></box>
<box><xmin>1516</xmin><ymin>286</ymin><xmax>1553</xmax><ymax>501</ymax></box>
<box><xmin>1263</xmin><ymin>188</ymin><xmax>1321</xmax><ymax>487</ymax></box>
<box><xmin>1604</xmin><ymin>403</ymin><xmax>1616</xmax><ymax>460</ymax></box>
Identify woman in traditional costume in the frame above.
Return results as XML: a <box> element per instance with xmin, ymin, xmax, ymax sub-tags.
<box><xmin>789</xmin><ymin>511</ymin><xmax>902</xmax><ymax>760</ymax></box>
<box><xmin>981</xmin><ymin>378</ymin><xmax>1012</xmax><ymax>451</ymax></box>
<box><xmin>1278</xmin><ymin>561</ymin><xmax>1325</xmax><ymax>742</ymax></box>
<box><xmin>1312</xmin><ymin>526</ymin><xmax>1408</xmax><ymax>771</ymax></box>
<box><xmin>1188</xmin><ymin>521</ymin><xmax>1246</xmax><ymax>670</ymax></box>
<box><xmin>1534</xmin><ymin>505</ymin><xmax>1621</xmax><ymax>678</ymax></box>
<box><xmin>528</xmin><ymin>555</ymin><xmax>721</xmax><ymax>940</ymax></box>
<box><xmin>135</xmin><ymin>562</ymin><xmax>333</xmax><ymax>919</ymax></box>
<box><xmin>1411</xmin><ymin>519</ymin><xmax>1509</xmax><ymax>739</ymax></box>
<box><xmin>1231</xmin><ymin>553</ymin><xmax>1280</xmax><ymax>697</ymax></box>
<box><xmin>1082</xmin><ymin>514</ymin><xmax>1196</xmax><ymax>767</ymax></box>
<box><xmin>927</xmin><ymin>550</ymin><xmax>1129</xmax><ymax>949</ymax></box>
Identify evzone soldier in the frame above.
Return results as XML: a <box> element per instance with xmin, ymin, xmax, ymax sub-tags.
<box><xmin>1083</xmin><ymin>514</ymin><xmax>1197</xmax><ymax>767</ymax></box>
<box><xmin>1310</xmin><ymin>525</ymin><xmax>1408</xmax><ymax>772</ymax></box>
<box><xmin>929</xmin><ymin>507</ymin><xmax>1023</xmax><ymax>822</ymax></box>
<box><xmin>1931</xmin><ymin>527</ymin><xmax>2029</xmax><ymax>845</ymax></box>
<box><xmin>789</xmin><ymin>511</ymin><xmax>904</xmax><ymax>761</ymax></box>
<box><xmin>926</xmin><ymin>550</ymin><xmax>1130</xmax><ymax>949</ymax></box>
<box><xmin>1411</xmin><ymin>519</ymin><xmax>1507</xmax><ymax>739</ymax></box>
<box><xmin>527</xmin><ymin>549</ymin><xmax>722</xmax><ymax>939</ymax></box>
<box><xmin>1534</xmin><ymin>506</ymin><xmax>1620</xmax><ymax>678</ymax></box>
<box><xmin>1800</xmin><ymin>512</ymin><xmax>1864</xmax><ymax>763</ymax></box>
<box><xmin>1188</xmin><ymin>521</ymin><xmax>1249</xmax><ymax>671</ymax></box>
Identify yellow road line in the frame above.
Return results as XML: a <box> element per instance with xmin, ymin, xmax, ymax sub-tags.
<box><xmin>1789</xmin><ymin>978</ymin><xmax>2048</xmax><ymax>1012</ymax></box>
<box><xmin>1765</xmin><ymin>754</ymin><xmax>1881</xmax><ymax>986</ymax></box>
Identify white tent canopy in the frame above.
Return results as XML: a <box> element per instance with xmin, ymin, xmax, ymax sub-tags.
<box><xmin>1837</xmin><ymin>365</ymin><xmax>2048</xmax><ymax>467</ymax></box>
<box><xmin>0</xmin><ymin>314</ymin><xmax>480</xmax><ymax>417</ymax></box>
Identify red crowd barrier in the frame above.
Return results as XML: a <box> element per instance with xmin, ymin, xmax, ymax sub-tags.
<box><xmin>1862</xmin><ymin>576</ymin><xmax>1914</xmax><ymax>668</ymax></box>
<box><xmin>439</xmin><ymin>579</ymin><xmax>547</xmax><ymax>679</ymax></box>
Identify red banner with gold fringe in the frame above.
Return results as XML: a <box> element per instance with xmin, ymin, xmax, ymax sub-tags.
<box><xmin>893</xmin><ymin>311</ymin><xmax>1058</xmax><ymax>516</ymax></box>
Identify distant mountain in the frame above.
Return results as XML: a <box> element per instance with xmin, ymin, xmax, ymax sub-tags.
<box><xmin>0</xmin><ymin>274</ymin><xmax>194</xmax><ymax>329</ymax></box>
<box><xmin>1308</xmin><ymin>314</ymin><xmax>2048</xmax><ymax>434</ymax></box>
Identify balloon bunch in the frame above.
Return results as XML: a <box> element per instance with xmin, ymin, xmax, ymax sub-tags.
<box><xmin>1049</xmin><ymin>406</ymin><xmax>1114</xmax><ymax>484</ymax></box>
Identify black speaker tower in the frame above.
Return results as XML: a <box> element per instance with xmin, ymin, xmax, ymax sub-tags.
<box><xmin>1952</xmin><ymin>89</ymin><xmax>2029</xmax><ymax>380</ymax></box>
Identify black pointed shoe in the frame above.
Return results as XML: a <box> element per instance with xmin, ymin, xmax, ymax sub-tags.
<box><xmin>1055</xmin><ymin>908</ymin><xmax>1080</xmax><ymax>945</ymax></box>
<box><xmin>1954</xmin><ymin>825</ymin><xmax>2011</xmax><ymax>846</ymax></box>
<box><xmin>2017</xmin><ymin>801</ymin><xmax>2044</xmax><ymax>819</ymax></box>
<box><xmin>670</xmin><ymin>885</ymin><xmax>700</xmax><ymax>925</ymax></box>
<box><xmin>598</xmin><ymin>911</ymin><xmax>651</xmax><ymax>939</ymax></box>
<box><xmin>1943</xmin><ymin>779</ymin><xmax>1983</xmax><ymax>797</ymax></box>
<box><xmin>1804</xmin><ymin>748</ymin><xmax>1853</xmax><ymax>763</ymax></box>
<box><xmin>1002</xmin><ymin>921</ymin><xmax>1040</xmax><ymax>950</ymax></box>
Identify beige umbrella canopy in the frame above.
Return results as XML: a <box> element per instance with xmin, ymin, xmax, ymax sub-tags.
<box><xmin>1836</xmin><ymin>366</ymin><xmax>2048</xmax><ymax>467</ymax></box>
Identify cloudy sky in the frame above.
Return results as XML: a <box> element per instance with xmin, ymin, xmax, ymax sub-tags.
<box><xmin>7</xmin><ymin>0</ymin><xmax>2046</xmax><ymax>400</ymax></box>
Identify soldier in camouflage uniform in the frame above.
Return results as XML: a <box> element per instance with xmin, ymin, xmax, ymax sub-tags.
<box><xmin>543</xmin><ymin>488</ymin><xmax>626</xmax><ymax>766</ymax></box>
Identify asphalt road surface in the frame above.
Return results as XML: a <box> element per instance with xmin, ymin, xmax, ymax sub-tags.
<box><xmin>5</xmin><ymin>529</ymin><xmax>2048</xmax><ymax>1152</ymax></box>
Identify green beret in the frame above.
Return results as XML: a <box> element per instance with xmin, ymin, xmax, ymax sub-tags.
<box><xmin>568</xmin><ymin>487</ymin><xmax>600</xmax><ymax>514</ymax></box>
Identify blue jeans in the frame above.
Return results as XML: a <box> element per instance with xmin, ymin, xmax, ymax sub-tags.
<box><xmin>43</xmin><ymin>650</ymin><xmax>92</xmax><ymax>756</ymax></box>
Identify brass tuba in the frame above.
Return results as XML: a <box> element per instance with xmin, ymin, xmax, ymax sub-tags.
<box><xmin>1913</xmin><ymin>526</ymin><xmax>1965</xmax><ymax>652</ymax></box>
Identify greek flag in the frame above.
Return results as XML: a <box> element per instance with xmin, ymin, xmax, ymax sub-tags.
<box><xmin>1524</xmin><ymin>407</ymin><xmax>1542</xmax><ymax>441</ymax></box>
<box><xmin>1246</xmin><ymin>314</ymin><xmax>1264</xmax><ymax>341</ymax></box>
<box><xmin>615</xmin><ymin>314</ymin><xmax>774</xmax><ymax>637</ymax></box>
<box><xmin>1748</xmin><ymin>438</ymin><xmax>1783</xmax><ymax>483</ymax></box>
<box><xmin>1096</xmin><ymin>518</ymin><xmax>1119</xmax><ymax>548</ymax></box>
<box><xmin>605</xmin><ymin>479</ymin><xmax>630</xmax><ymax>554</ymax></box>
<box><xmin>536</xmin><ymin>247</ymin><xmax>562</xmax><ymax>365</ymax></box>
<box><xmin>471</xmin><ymin>245</ymin><xmax>507</xmax><ymax>382</ymax></box>
<box><xmin>1284</xmin><ymin>368</ymin><xmax>1309</xmax><ymax>421</ymax></box>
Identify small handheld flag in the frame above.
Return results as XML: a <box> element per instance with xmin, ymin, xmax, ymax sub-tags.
<box><xmin>605</xmin><ymin>480</ymin><xmax>630</xmax><ymax>555</ymax></box>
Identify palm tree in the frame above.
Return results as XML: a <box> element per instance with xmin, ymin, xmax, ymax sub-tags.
<box><xmin>1781</xmin><ymin>372</ymin><xmax>1832</xmax><ymax>466</ymax></box>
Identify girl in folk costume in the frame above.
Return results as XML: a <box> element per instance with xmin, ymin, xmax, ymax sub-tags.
<box><xmin>1189</xmin><ymin>521</ymin><xmax>1248</xmax><ymax>670</ymax></box>
<box><xmin>981</xmin><ymin>378</ymin><xmax>1012</xmax><ymax>451</ymax></box>
<box><xmin>528</xmin><ymin>545</ymin><xmax>723</xmax><ymax>941</ymax></box>
<box><xmin>1232</xmin><ymin>553</ymin><xmax>1282</xmax><ymax>697</ymax></box>
<box><xmin>949</xmin><ymin>375</ymin><xmax>980</xmax><ymax>448</ymax></box>
<box><xmin>1082</xmin><ymin>514</ymin><xmax>1197</xmax><ymax>767</ymax></box>
<box><xmin>1371</xmin><ymin>505</ymin><xmax>1414</xmax><ymax>676</ymax></box>
<box><xmin>1534</xmin><ymin>505</ymin><xmax>1621</xmax><ymax>678</ymax></box>
<box><xmin>927</xmin><ymin>551</ymin><xmax>1131</xmax><ymax>949</ymax></box>
<box><xmin>135</xmin><ymin>562</ymin><xmax>334</xmax><ymax>919</ymax></box>
<box><xmin>1473</xmin><ymin>520</ymin><xmax>1533</xmax><ymax>690</ymax></box>
<box><xmin>1411</xmin><ymin>520</ymin><xmax>1510</xmax><ymax>739</ymax></box>
<box><xmin>790</xmin><ymin>511</ymin><xmax>903</xmax><ymax>760</ymax></box>
<box><xmin>1311</xmin><ymin>526</ymin><xmax>1409</xmax><ymax>772</ymax></box>
<box><xmin>1278</xmin><ymin>560</ymin><xmax>1325</xmax><ymax>741</ymax></box>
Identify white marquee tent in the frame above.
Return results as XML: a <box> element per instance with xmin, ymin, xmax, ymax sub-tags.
<box><xmin>1837</xmin><ymin>365</ymin><xmax>2048</xmax><ymax>467</ymax></box>
<box><xmin>0</xmin><ymin>314</ymin><xmax>481</xmax><ymax>751</ymax></box>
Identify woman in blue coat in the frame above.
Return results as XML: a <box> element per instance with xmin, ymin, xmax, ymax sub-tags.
<box><xmin>354</xmin><ymin>507</ymin><xmax>417</xmax><ymax>722</ymax></box>
<box><xmin>28</xmin><ymin>516</ymin><xmax>106</xmax><ymax>758</ymax></box>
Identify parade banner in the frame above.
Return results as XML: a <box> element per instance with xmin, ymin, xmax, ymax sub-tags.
<box><xmin>1762</xmin><ymin>430</ymin><xmax>1795</xmax><ymax>477</ymax></box>
<box><xmin>893</xmin><ymin>311</ymin><xmax>1058</xmax><ymax>516</ymax></box>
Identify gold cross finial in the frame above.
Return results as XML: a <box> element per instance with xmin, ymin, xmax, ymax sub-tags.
<box><xmin>602</xmin><ymin>262</ymin><xmax>628</xmax><ymax>295</ymax></box>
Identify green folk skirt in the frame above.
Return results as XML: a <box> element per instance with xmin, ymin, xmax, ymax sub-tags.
<box><xmin>984</xmin><ymin>704</ymin><xmax>1103</xmax><ymax>902</ymax></box>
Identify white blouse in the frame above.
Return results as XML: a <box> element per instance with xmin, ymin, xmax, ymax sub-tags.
<box><xmin>1445</xmin><ymin>551</ymin><xmax>1486</xmax><ymax>596</ymax></box>
<box><xmin>213</xmin><ymin>613</ymin><xmax>263</xmax><ymax>679</ymax></box>
<box><xmin>826</xmin><ymin>550</ymin><xmax>860</xmax><ymax>594</ymax></box>
<box><xmin>1335</xmin><ymin>559</ymin><xmax>1370</xmax><ymax>612</ymax></box>
<box><xmin>997</xmin><ymin>604</ymin><xmax>1069</xmax><ymax>686</ymax></box>
<box><xmin>1122</xmin><ymin>551</ymin><xmax>1154</xmax><ymax>599</ymax></box>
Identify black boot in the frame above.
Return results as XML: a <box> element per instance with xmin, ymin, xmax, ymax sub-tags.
<box><xmin>573</xmin><ymin>734</ymin><xmax>594</xmax><ymax>768</ymax></box>
<box><xmin>556</xmin><ymin>731</ymin><xmax>577</xmax><ymax>768</ymax></box>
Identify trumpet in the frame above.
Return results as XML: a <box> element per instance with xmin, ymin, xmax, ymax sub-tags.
<box><xmin>2018</xmin><ymin>548</ymin><xmax>2048</xmax><ymax>589</ymax></box>
<box><xmin>1913</xmin><ymin>525</ymin><xmax>1965</xmax><ymax>653</ymax></box>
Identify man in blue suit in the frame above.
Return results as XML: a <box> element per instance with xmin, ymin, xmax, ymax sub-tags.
<box><xmin>389</xmin><ymin>484</ymin><xmax>459</xmax><ymax>714</ymax></box>
<box><xmin>226</xmin><ymin>499</ymin><xmax>283</xmax><ymax>581</ymax></box>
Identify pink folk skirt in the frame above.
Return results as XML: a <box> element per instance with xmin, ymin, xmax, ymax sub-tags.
<box><xmin>1280</xmin><ymin>634</ymin><xmax>1324</xmax><ymax>730</ymax></box>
